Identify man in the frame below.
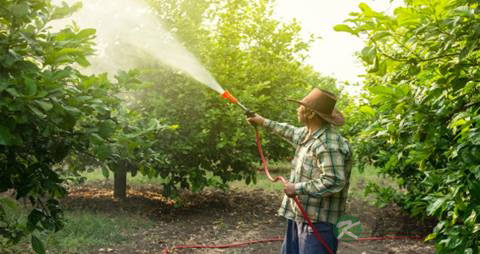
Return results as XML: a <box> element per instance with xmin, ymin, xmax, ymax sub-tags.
<box><xmin>247</xmin><ymin>88</ymin><xmax>352</xmax><ymax>254</ymax></box>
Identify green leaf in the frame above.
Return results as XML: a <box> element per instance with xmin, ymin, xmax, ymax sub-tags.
<box><xmin>28</xmin><ymin>105</ymin><xmax>47</xmax><ymax>118</ymax></box>
<box><xmin>27</xmin><ymin>209</ymin><xmax>43</xmax><ymax>231</ymax></box>
<box><xmin>35</xmin><ymin>100</ymin><xmax>53</xmax><ymax>111</ymax></box>
<box><xmin>424</xmin><ymin>232</ymin><xmax>436</xmax><ymax>241</ymax></box>
<box><xmin>76</xmin><ymin>56</ymin><xmax>90</xmax><ymax>67</ymax></box>
<box><xmin>360</xmin><ymin>46</ymin><xmax>376</xmax><ymax>64</ymax></box>
<box><xmin>371</xmin><ymin>31</ymin><xmax>391</xmax><ymax>41</ymax></box>
<box><xmin>98</xmin><ymin>120</ymin><xmax>116</xmax><ymax>138</ymax></box>
<box><xmin>359</xmin><ymin>105</ymin><xmax>375</xmax><ymax>116</ymax></box>
<box><xmin>0</xmin><ymin>125</ymin><xmax>13</xmax><ymax>146</ymax></box>
<box><xmin>474</xmin><ymin>224</ymin><xmax>480</xmax><ymax>234</ymax></box>
<box><xmin>6</xmin><ymin>88</ymin><xmax>21</xmax><ymax>97</ymax></box>
<box><xmin>25</xmin><ymin>77</ymin><xmax>37</xmax><ymax>96</ymax></box>
<box><xmin>333</xmin><ymin>24</ymin><xmax>354</xmax><ymax>33</ymax></box>
<box><xmin>368</xmin><ymin>85</ymin><xmax>393</xmax><ymax>95</ymax></box>
<box><xmin>427</xmin><ymin>197</ymin><xmax>446</xmax><ymax>215</ymax></box>
<box><xmin>55</xmin><ymin>48</ymin><xmax>85</xmax><ymax>57</ymax></box>
<box><xmin>465</xmin><ymin>210</ymin><xmax>477</xmax><ymax>227</ymax></box>
<box><xmin>77</xmin><ymin>28</ymin><xmax>96</xmax><ymax>39</ymax></box>
<box><xmin>61</xmin><ymin>105</ymin><xmax>82</xmax><ymax>116</ymax></box>
<box><xmin>31</xmin><ymin>234</ymin><xmax>45</xmax><ymax>254</ymax></box>
<box><xmin>358</xmin><ymin>3</ymin><xmax>374</xmax><ymax>16</ymax></box>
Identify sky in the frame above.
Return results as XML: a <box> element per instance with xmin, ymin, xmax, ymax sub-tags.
<box><xmin>273</xmin><ymin>0</ymin><xmax>404</xmax><ymax>90</ymax></box>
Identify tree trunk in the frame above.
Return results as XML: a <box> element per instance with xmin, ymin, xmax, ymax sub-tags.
<box><xmin>114</xmin><ymin>163</ymin><xmax>127</xmax><ymax>199</ymax></box>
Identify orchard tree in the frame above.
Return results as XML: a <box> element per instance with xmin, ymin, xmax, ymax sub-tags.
<box><xmin>0</xmin><ymin>0</ymin><xmax>171</xmax><ymax>251</ymax></box>
<box><xmin>133</xmin><ymin>0</ymin><xmax>340</xmax><ymax>195</ymax></box>
<box><xmin>64</xmin><ymin>70</ymin><xmax>174</xmax><ymax>200</ymax></box>
<box><xmin>0</xmin><ymin>0</ymin><xmax>99</xmax><ymax>251</ymax></box>
<box><xmin>336</xmin><ymin>0</ymin><xmax>480</xmax><ymax>253</ymax></box>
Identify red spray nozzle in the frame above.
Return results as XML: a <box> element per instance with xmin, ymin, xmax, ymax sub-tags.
<box><xmin>221</xmin><ymin>90</ymin><xmax>238</xmax><ymax>104</ymax></box>
<box><xmin>220</xmin><ymin>89</ymin><xmax>254</xmax><ymax>116</ymax></box>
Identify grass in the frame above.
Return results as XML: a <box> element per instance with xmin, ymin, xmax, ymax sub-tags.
<box><xmin>46</xmin><ymin>211</ymin><xmax>154</xmax><ymax>253</ymax></box>
<box><xmin>5</xmin><ymin>210</ymin><xmax>155</xmax><ymax>254</ymax></box>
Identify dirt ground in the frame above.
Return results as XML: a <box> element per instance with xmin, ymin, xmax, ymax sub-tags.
<box><xmin>63</xmin><ymin>184</ymin><xmax>437</xmax><ymax>254</ymax></box>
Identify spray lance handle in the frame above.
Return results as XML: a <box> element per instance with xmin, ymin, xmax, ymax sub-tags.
<box><xmin>221</xmin><ymin>90</ymin><xmax>256</xmax><ymax>119</ymax></box>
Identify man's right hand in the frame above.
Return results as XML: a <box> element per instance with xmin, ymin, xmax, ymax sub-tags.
<box><xmin>246</xmin><ymin>114</ymin><xmax>265</xmax><ymax>126</ymax></box>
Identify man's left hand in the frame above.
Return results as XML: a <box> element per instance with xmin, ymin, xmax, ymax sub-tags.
<box><xmin>284</xmin><ymin>182</ymin><xmax>296</xmax><ymax>197</ymax></box>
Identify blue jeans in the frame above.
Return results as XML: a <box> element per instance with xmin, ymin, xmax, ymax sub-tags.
<box><xmin>281</xmin><ymin>219</ymin><xmax>338</xmax><ymax>254</ymax></box>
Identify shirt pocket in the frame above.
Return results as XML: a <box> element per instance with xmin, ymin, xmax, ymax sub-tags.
<box><xmin>300</xmin><ymin>151</ymin><xmax>320</xmax><ymax>179</ymax></box>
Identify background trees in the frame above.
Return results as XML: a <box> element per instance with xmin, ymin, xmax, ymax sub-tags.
<box><xmin>337</xmin><ymin>0</ymin><xmax>480</xmax><ymax>252</ymax></box>
<box><xmin>125</xmin><ymin>0</ymin><xmax>338</xmax><ymax>195</ymax></box>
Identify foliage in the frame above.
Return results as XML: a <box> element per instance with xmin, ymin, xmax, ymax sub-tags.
<box><xmin>64</xmin><ymin>70</ymin><xmax>173</xmax><ymax>198</ymax></box>
<box><xmin>337</xmin><ymin>0</ymin><xmax>480</xmax><ymax>253</ymax></box>
<box><xmin>0</xmin><ymin>0</ymin><xmax>168</xmax><ymax>252</ymax></box>
<box><xmin>0</xmin><ymin>1</ymin><xmax>91</xmax><ymax>251</ymax></box>
<box><xmin>131</xmin><ymin>0</ymin><xmax>339</xmax><ymax>196</ymax></box>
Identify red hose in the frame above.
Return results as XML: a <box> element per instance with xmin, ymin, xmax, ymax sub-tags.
<box><xmin>161</xmin><ymin>237</ymin><xmax>283</xmax><ymax>254</ymax></box>
<box><xmin>356</xmin><ymin>235</ymin><xmax>423</xmax><ymax>241</ymax></box>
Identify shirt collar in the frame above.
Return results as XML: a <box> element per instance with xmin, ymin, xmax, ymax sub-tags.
<box><xmin>312</xmin><ymin>126</ymin><xmax>328</xmax><ymax>139</ymax></box>
<box><xmin>301</xmin><ymin>126</ymin><xmax>328</xmax><ymax>144</ymax></box>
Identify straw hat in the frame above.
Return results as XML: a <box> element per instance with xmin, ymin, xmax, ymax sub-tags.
<box><xmin>287</xmin><ymin>88</ymin><xmax>344</xmax><ymax>126</ymax></box>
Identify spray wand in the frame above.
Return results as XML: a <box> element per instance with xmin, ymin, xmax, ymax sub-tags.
<box><xmin>221</xmin><ymin>90</ymin><xmax>256</xmax><ymax>118</ymax></box>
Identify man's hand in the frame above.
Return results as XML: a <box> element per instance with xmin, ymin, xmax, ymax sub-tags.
<box><xmin>284</xmin><ymin>182</ymin><xmax>296</xmax><ymax>197</ymax></box>
<box><xmin>246</xmin><ymin>114</ymin><xmax>265</xmax><ymax>126</ymax></box>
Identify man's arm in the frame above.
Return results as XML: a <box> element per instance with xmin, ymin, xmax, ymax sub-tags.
<box><xmin>247</xmin><ymin>114</ymin><xmax>306</xmax><ymax>145</ymax></box>
<box><xmin>293</xmin><ymin>144</ymin><xmax>346</xmax><ymax>197</ymax></box>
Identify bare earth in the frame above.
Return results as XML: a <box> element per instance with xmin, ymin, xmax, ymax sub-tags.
<box><xmin>62</xmin><ymin>184</ymin><xmax>436</xmax><ymax>254</ymax></box>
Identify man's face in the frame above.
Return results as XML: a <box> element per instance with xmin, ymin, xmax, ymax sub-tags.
<box><xmin>297</xmin><ymin>105</ymin><xmax>307</xmax><ymax>124</ymax></box>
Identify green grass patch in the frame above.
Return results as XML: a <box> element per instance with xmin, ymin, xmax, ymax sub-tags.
<box><xmin>44</xmin><ymin>211</ymin><xmax>154</xmax><ymax>254</ymax></box>
<box><xmin>348</xmin><ymin>165</ymin><xmax>396</xmax><ymax>201</ymax></box>
<box><xmin>3</xmin><ymin>209</ymin><xmax>154</xmax><ymax>254</ymax></box>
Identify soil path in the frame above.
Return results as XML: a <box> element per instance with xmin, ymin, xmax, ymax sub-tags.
<box><xmin>64</xmin><ymin>185</ymin><xmax>436</xmax><ymax>254</ymax></box>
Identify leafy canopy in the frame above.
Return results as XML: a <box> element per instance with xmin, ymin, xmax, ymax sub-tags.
<box><xmin>337</xmin><ymin>0</ymin><xmax>480</xmax><ymax>253</ymax></box>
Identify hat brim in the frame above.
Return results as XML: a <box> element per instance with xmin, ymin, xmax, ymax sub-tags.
<box><xmin>287</xmin><ymin>99</ymin><xmax>345</xmax><ymax>126</ymax></box>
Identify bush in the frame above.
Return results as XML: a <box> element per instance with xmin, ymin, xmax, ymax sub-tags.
<box><xmin>337</xmin><ymin>1</ymin><xmax>480</xmax><ymax>253</ymax></box>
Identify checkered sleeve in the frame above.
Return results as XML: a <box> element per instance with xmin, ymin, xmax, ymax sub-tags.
<box><xmin>294</xmin><ymin>144</ymin><xmax>346</xmax><ymax>197</ymax></box>
<box><xmin>263</xmin><ymin>119</ymin><xmax>306</xmax><ymax>145</ymax></box>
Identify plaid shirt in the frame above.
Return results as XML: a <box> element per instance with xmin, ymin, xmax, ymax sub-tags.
<box><xmin>264</xmin><ymin>119</ymin><xmax>353</xmax><ymax>225</ymax></box>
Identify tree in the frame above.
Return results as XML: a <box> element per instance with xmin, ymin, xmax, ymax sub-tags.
<box><xmin>336</xmin><ymin>0</ymin><xmax>480</xmax><ymax>252</ymax></box>
<box><xmin>0</xmin><ymin>0</ymin><xmax>168</xmax><ymax>251</ymax></box>
<box><xmin>131</xmin><ymin>0</ymin><xmax>340</xmax><ymax>196</ymax></box>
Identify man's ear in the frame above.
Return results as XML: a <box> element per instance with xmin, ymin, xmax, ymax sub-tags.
<box><xmin>306</xmin><ymin>110</ymin><xmax>316</xmax><ymax>120</ymax></box>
